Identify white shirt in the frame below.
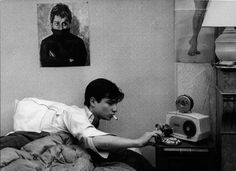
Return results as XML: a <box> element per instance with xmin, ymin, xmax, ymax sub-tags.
<box><xmin>14</xmin><ymin>98</ymin><xmax>110</xmax><ymax>158</ymax></box>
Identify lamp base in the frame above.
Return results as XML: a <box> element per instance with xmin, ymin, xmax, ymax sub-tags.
<box><xmin>215</xmin><ymin>27</ymin><xmax>236</xmax><ymax>61</ymax></box>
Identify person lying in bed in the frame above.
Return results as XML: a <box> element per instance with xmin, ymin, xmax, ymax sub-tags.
<box><xmin>14</xmin><ymin>78</ymin><xmax>160</xmax><ymax>171</ymax></box>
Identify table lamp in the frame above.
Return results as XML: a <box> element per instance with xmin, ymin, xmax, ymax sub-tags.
<box><xmin>202</xmin><ymin>0</ymin><xmax>236</xmax><ymax>62</ymax></box>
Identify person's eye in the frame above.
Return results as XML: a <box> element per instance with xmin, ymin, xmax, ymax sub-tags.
<box><xmin>107</xmin><ymin>100</ymin><xmax>116</xmax><ymax>105</ymax></box>
<box><xmin>62</xmin><ymin>22</ymin><xmax>68</xmax><ymax>27</ymax></box>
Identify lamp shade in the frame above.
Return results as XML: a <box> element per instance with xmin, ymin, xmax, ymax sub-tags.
<box><xmin>202</xmin><ymin>0</ymin><xmax>236</xmax><ymax>62</ymax></box>
<box><xmin>202</xmin><ymin>0</ymin><xmax>236</xmax><ymax>27</ymax></box>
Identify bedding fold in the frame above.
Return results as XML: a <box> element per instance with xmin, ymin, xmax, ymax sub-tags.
<box><xmin>0</xmin><ymin>131</ymin><xmax>50</xmax><ymax>150</ymax></box>
<box><xmin>0</xmin><ymin>131</ymin><xmax>134</xmax><ymax>171</ymax></box>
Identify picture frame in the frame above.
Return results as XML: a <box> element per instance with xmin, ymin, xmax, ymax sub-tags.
<box><xmin>37</xmin><ymin>1</ymin><xmax>90</xmax><ymax>67</ymax></box>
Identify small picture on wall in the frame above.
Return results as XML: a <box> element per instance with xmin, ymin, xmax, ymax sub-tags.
<box><xmin>175</xmin><ymin>0</ymin><xmax>215</xmax><ymax>63</ymax></box>
<box><xmin>37</xmin><ymin>1</ymin><xmax>90</xmax><ymax>67</ymax></box>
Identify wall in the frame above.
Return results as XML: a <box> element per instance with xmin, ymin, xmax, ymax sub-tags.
<box><xmin>0</xmin><ymin>0</ymin><xmax>175</xmax><ymax>165</ymax></box>
<box><xmin>176</xmin><ymin>63</ymin><xmax>216</xmax><ymax>139</ymax></box>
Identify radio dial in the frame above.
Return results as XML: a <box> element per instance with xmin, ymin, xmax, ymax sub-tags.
<box><xmin>183</xmin><ymin>120</ymin><xmax>196</xmax><ymax>138</ymax></box>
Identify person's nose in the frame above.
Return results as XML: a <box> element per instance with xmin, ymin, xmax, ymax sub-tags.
<box><xmin>58</xmin><ymin>25</ymin><xmax>63</xmax><ymax>30</ymax></box>
<box><xmin>111</xmin><ymin>104</ymin><xmax>117</xmax><ymax>113</ymax></box>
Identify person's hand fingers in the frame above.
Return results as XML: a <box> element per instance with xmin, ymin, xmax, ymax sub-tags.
<box><xmin>147</xmin><ymin>141</ymin><xmax>156</xmax><ymax>146</ymax></box>
<box><xmin>151</xmin><ymin>130</ymin><xmax>163</xmax><ymax>137</ymax></box>
<box><xmin>139</xmin><ymin>130</ymin><xmax>163</xmax><ymax>147</ymax></box>
<box><xmin>145</xmin><ymin>131</ymin><xmax>159</xmax><ymax>139</ymax></box>
<box><xmin>144</xmin><ymin>131</ymin><xmax>160</xmax><ymax>143</ymax></box>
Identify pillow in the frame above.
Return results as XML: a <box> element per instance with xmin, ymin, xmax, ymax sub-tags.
<box><xmin>13</xmin><ymin>98</ymin><xmax>69</xmax><ymax>132</ymax></box>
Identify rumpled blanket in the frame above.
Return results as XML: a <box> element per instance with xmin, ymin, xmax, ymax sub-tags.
<box><xmin>0</xmin><ymin>131</ymin><xmax>50</xmax><ymax>150</ymax></box>
<box><xmin>0</xmin><ymin>132</ymin><xmax>135</xmax><ymax>171</ymax></box>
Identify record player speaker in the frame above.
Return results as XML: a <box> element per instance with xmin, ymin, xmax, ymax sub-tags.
<box><xmin>166</xmin><ymin>111</ymin><xmax>210</xmax><ymax>142</ymax></box>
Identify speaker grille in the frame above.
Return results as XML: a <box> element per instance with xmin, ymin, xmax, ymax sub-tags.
<box><xmin>183</xmin><ymin>120</ymin><xmax>196</xmax><ymax>138</ymax></box>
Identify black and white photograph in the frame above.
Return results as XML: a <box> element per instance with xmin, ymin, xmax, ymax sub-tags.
<box><xmin>175</xmin><ymin>0</ymin><xmax>215</xmax><ymax>63</ymax></box>
<box><xmin>1</xmin><ymin>0</ymin><xmax>236</xmax><ymax>171</ymax></box>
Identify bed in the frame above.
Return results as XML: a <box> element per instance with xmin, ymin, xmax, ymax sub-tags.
<box><xmin>0</xmin><ymin>98</ymin><xmax>137</xmax><ymax>171</ymax></box>
<box><xmin>0</xmin><ymin>131</ymin><xmax>135</xmax><ymax>171</ymax></box>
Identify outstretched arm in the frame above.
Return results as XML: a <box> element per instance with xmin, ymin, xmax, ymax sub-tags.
<box><xmin>92</xmin><ymin>131</ymin><xmax>160</xmax><ymax>151</ymax></box>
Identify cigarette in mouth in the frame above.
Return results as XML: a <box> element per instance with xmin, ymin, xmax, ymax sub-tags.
<box><xmin>112</xmin><ymin>115</ymin><xmax>118</xmax><ymax>120</ymax></box>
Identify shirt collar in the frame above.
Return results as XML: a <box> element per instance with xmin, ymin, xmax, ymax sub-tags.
<box><xmin>84</xmin><ymin>106</ymin><xmax>94</xmax><ymax>123</ymax></box>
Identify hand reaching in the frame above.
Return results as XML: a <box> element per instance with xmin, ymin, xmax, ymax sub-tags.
<box><xmin>136</xmin><ymin>130</ymin><xmax>162</xmax><ymax>147</ymax></box>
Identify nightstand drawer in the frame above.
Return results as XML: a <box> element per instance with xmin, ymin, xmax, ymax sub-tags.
<box><xmin>217</xmin><ymin>70</ymin><xmax>236</xmax><ymax>92</ymax></box>
<box><xmin>155</xmin><ymin>140</ymin><xmax>217</xmax><ymax>171</ymax></box>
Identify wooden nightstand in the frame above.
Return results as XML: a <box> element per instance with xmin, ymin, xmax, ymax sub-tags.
<box><xmin>215</xmin><ymin>64</ymin><xmax>236</xmax><ymax>171</ymax></box>
<box><xmin>155</xmin><ymin>138</ymin><xmax>217</xmax><ymax>171</ymax></box>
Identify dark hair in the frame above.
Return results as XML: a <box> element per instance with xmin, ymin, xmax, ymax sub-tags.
<box><xmin>50</xmin><ymin>3</ymin><xmax>72</xmax><ymax>24</ymax></box>
<box><xmin>84</xmin><ymin>78</ymin><xmax>124</xmax><ymax>107</ymax></box>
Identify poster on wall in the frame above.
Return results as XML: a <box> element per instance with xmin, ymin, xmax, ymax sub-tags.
<box><xmin>37</xmin><ymin>1</ymin><xmax>90</xmax><ymax>67</ymax></box>
<box><xmin>175</xmin><ymin>0</ymin><xmax>215</xmax><ymax>63</ymax></box>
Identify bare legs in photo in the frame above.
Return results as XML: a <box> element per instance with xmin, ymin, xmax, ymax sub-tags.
<box><xmin>188</xmin><ymin>0</ymin><xmax>209</xmax><ymax>56</ymax></box>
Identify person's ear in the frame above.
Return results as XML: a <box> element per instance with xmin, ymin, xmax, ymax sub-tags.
<box><xmin>90</xmin><ymin>97</ymin><xmax>97</xmax><ymax>107</ymax></box>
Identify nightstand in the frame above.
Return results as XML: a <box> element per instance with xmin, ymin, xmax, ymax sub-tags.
<box><xmin>155</xmin><ymin>138</ymin><xmax>217</xmax><ymax>171</ymax></box>
<box><xmin>215</xmin><ymin>64</ymin><xmax>236</xmax><ymax>171</ymax></box>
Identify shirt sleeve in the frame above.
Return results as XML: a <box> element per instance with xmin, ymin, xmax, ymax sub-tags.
<box><xmin>62</xmin><ymin>107</ymin><xmax>110</xmax><ymax>158</ymax></box>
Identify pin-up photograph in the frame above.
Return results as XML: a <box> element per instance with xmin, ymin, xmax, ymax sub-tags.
<box><xmin>175</xmin><ymin>0</ymin><xmax>215</xmax><ymax>63</ymax></box>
